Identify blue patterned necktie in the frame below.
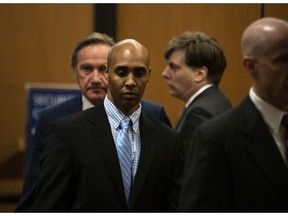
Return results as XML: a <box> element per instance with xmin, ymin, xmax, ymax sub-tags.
<box><xmin>116</xmin><ymin>116</ymin><xmax>132</xmax><ymax>204</ymax></box>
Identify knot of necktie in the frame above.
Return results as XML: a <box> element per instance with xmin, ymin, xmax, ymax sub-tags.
<box><xmin>120</xmin><ymin>117</ymin><xmax>131</xmax><ymax>130</ymax></box>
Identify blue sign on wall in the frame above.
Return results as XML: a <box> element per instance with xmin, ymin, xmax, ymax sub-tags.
<box><xmin>25</xmin><ymin>83</ymin><xmax>81</xmax><ymax>168</ymax></box>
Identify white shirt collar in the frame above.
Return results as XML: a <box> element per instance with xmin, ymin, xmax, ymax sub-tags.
<box><xmin>82</xmin><ymin>95</ymin><xmax>94</xmax><ymax>110</ymax></box>
<box><xmin>185</xmin><ymin>84</ymin><xmax>213</xmax><ymax>108</ymax></box>
<box><xmin>104</xmin><ymin>95</ymin><xmax>141</xmax><ymax>133</ymax></box>
<box><xmin>249</xmin><ymin>88</ymin><xmax>286</xmax><ymax>133</ymax></box>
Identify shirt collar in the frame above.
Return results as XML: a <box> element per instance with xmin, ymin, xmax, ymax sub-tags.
<box><xmin>186</xmin><ymin>84</ymin><xmax>213</xmax><ymax>108</ymax></box>
<box><xmin>82</xmin><ymin>95</ymin><xmax>94</xmax><ymax>110</ymax></box>
<box><xmin>249</xmin><ymin>88</ymin><xmax>286</xmax><ymax>133</ymax></box>
<box><xmin>104</xmin><ymin>95</ymin><xmax>141</xmax><ymax>133</ymax></box>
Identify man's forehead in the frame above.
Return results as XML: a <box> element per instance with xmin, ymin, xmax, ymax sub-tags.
<box><xmin>116</xmin><ymin>39</ymin><xmax>142</xmax><ymax>50</ymax></box>
<box><xmin>113</xmin><ymin>59</ymin><xmax>148</xmax><ymax>67</ymax></box>
<box><xmin>114</xmin><ymin>44</ymin><xmax>144</xmax><ymax>57</ymax></box>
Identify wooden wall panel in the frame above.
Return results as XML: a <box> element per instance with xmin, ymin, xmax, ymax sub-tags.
<box><xmin>265</xmin><ymin>4</ymin><xmax>288</xmax><ymax>20</ymax></box>
<box><xmin>0</xmin><ymin>4</ymin><xmax>93</xmax><ymax>163</ymax></box>
<box><xmin>117</xmin><ymin>4</ymin><xmax>261</xmax><ymax>125</ymax></box>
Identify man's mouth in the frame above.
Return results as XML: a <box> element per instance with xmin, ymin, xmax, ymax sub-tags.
<box><xmin>122</xmin><ymin>91</ymin><xmax>138</xmax><ymax>99</ymax></box>
<box><xmin>88</xmin><ymin>86</ymin><xmax>106</xmax><ymax>92</ymax></box>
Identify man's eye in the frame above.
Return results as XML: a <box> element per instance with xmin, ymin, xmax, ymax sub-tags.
<box><xmin>81</xmin><ymin>66</ymin><xmax>93</xmax><ymax>73</ymax></box>
<box><xmin>135</xmin><ymin>68</ymin><xmax>146</xmax><ymax>77</ymax></box>
<box><xmin>169</xmin><ymin>64</ymin><xmax>177</xmax><ymax>71</ymax></box>
<box><xmin>116</xmin><ymin>68</ymin><xmax>127</xmax><ymax>77</ymax></box>
<box><xmin>98</xmin><ymin>65</ymin><xmax>107</xmax><ymax>74</ymax></box>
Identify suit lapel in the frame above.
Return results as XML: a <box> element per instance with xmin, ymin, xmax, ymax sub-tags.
<box><xmin>174</xmin><ymin>86</ymin><xmax>219</xmax><ymax>130</ymax></box>
<box><xmin>129</xmin><ymin>113</ymin><xmax>157</xmax><ymax>209</ymax></box>
<box><xmin>240</xmin><ymin>97</ymin><xmax>288</xmax><ymax>206</ymax></box>
<box><xmin>174</xmin><ymin>107</ymin><xmax>188</xmax><ymax>130</ymax></box>
<box><xmin>67</xmin><ymin>95</ymin><xmax>82</xmax><ymax>113</ymax></box>
<box><xmin>88</xmin><ymin>103</ymin><xmax>127</xmax><ymax>208</ymax></box>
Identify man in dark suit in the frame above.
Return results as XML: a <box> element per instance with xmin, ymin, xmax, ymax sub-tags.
<box><xmin>179</xmin><ymin>17</ymin><xmax>288</xmax><ymax>212</ymax></box>
<box><xmin>32</xmin><ymin>39</ymin><xmax>183</xmax><ymax>211</ymax></box>
<box><xmin>162</xmin><ymin>31</ymin><xmax>232</xmax><ymax>160</ymax></box>
<box><xmin>17</xmin><ymin>33</ymin><xmax>171</xmax><ymax>211</ymax></box>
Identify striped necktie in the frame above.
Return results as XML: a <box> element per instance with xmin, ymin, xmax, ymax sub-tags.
<box><xmin>116</xmin><ymin>116</ymin><xmax>132</xmax><ymax>204</ymax></box>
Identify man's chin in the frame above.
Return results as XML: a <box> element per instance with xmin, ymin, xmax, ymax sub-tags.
<box><xmin>87</xmin><ymin>94</ymin><xmax>106</xmax><ymax>105</ymax></box>
<box><xmin>123</xmin><ymin>99</ymin><xmax>140</xmax><ymax>110</ymax></box>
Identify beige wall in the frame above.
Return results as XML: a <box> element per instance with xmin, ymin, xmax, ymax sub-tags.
<box><xmin>0</xmin><ymin>4</ymin><xmax>93</xmax><ymax>164</ymax></box>
<box><xmin>117</xmin><ymin>3</ymin><xmax>288</xmax><ymax>125</ymax></box>
<box><xmin>0</xmin><ymin>3</ymin><xmax>287</xmax><ymax>211</ymax></box>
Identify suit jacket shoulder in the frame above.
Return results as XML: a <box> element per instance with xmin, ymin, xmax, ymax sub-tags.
<box><xmin>188</xmin><ymin>86</ymin><xmax>232</xmax><ymax>115</ymax></box>
<box><xmin>140</xmin><ymin>99</ymin><xmax>172</xmax><ymax>127</ymax></box>
<box><xmin>39</xmin><ymin>95</ymin><xmax>82</xmax><ymax>124</ymax></box>
<box><xmin>175</xmin><ymin>86</ymin><xmax>232</xmax><ymax>158</ymax></box>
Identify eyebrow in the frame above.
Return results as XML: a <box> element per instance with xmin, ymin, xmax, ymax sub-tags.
<box><xmin>114</xmin><ymin>65</ymin><xmax>147</xmax><ymax>70</ymax></box>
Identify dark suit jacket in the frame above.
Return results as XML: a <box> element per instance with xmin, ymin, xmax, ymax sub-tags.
<box><xmin>17</xmin><ymin>95</ymin><xmax>171</xmax><ymax>211</ymax></box>
<box><xmin>179</xmin><ymin>96</ymin><xmax>288</xmax><ymax>212</ymax></box>
<box><xmin>175</xmin><ymin>86</ymin><xmax>232</xmax><ymax>160</ymax></box>
<box><xmin>32</xmin><ymin>102</ymin><xmax>183</xmax><ymax>212</ymax></box>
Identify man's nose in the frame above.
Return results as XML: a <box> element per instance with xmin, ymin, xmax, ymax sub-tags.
<box><xmin>90</xmin><ymin>69</ymin><xmax>104</xmax><ymax>82</ymax></box>
<box><xmin>125</xmin><ymin>75</ymin><xmax>136</xmax><ymax>86</ymax></box>
<box><xmin>162</xmin><ymin>66</ymin><xmax>171</xmax><ymax>79</ymax></box>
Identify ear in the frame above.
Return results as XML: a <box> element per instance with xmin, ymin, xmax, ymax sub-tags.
<box><xmin>147</xmin><ymin>66</ymin><xmax>152</xmax><ymax>83</ymax></box>
<box><xmin>243</xmin><ymin>57</ymin><xmax>256</xmax><ymax>74</ymax></box>
<box><xmin>194</xmin><ymin>66</ymin><xmax>208</xmax><ymax>83</ymax></box>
